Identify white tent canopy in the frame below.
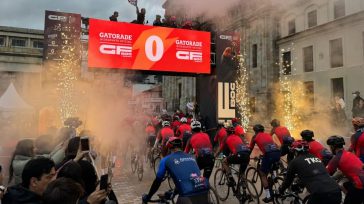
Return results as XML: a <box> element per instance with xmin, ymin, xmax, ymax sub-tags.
<box><xmin>0</xmin><ymin>82</ymin><xmax>33</xmax><ymax>111</ymax></box>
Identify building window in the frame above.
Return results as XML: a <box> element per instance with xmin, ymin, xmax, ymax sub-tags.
<box><xmin>288</xmin><ymin>19</ymin><xmax>296</xmax><ymax>35</ymax></box>
<box><xmin>334</xmin><ymin>0</ymin><xmax>345</xmax><ymax>19</ymax></box>
<box><xmin>252</xmin><ymin>44</ymin><xmax>258</xmax><ymax>68</ymax></box>
<box><xmin>330</xmin><ymin>38</ymin><xmax>343</xmax><ymax>68</ymax></box>
<box><xmin>307</xmin><ymin>10</ymin><xmax>317</xmax><ymax>28</ymax></box>
<box><xmin>11</xmin><ymin>38</ymin><xmax>26</xmax><ymax>47</ymax></box>
<box><xmin>32</xmin><ymin>40</ymin><xmax>44</xmax><ymax>49</ymax></box>
<box><xmin>0</xmin><ymin>36</ymin><xmax>4</xmax><ymax>46</ymax></box>
<box><xmin>304</xmin><ymin>81</ymin><xmax>314</xmax><ymax>107</ymax></box>
<box><xmin>282</xmin><ymin>51</ymin><xmax>291</xmax><ymax>75</ymax></box>
<box><xmin>331</xmin><ymin>77</ymin><xmax>344</xmax><ymax>99</ymax></box>
<box><xmin>303</xmin><ymin>46</ymin><xmax>314</xmax><ymax>72</ymax></box>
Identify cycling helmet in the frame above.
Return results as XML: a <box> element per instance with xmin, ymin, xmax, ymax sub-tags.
<box><xmin>162</xmin><ymin>121</ymin><xmax>171</xmax><ymax>127</ymax></box>
<box><xmin>166</xmin><ymin>137</ymin><xmax>182</xmax><ymax>149</ymax></box>
<box><xmin>300</xmin><ymin>130</ymin><xmax>314</xmax><ymax>141</ymax></box>
<box><xmin>270</xmin><ymin>119</ymin><xmax>280</xmax><ymax>127</ymax></box>
<box><xmin>191</xmin><ymin>120</ymin><xmax>202</xmax><ymax>130</ymax></box>
<box><xmin>180</xmin><ymin>117</ymin><xmax>188</xmax><ymax>123</ymax></box>
<box><xmin>290</xmin><ymin>140</ymin><xmax>309</xmax><ymax>152</ymax></box>
<box><xmin>352</xmin><ymin>117</ymin><xmax>364</xmax><ymax>127</ymax></box>
<box><xmin>327</xmin><ymin>136</ymin><xmax>345</xmax><ymax>148</ymax></box>
<box><xmin>253</xmin><ymin>124</ymin><xmax>265</xmax><ymax>133</ymax></box>
<box><xmin>226</xmin><ymin>126</ymin><xmax>235</xmax><ymax>134</ymax></box>
<box><xmin>174</xmin><ymin>115</ymin><xmax>180</xmax><ymax>121</ymax></box>
<box><xmin>232</xmin><ymin>118</ymin><xmax>239</xmax><ymax>124</ymax></box>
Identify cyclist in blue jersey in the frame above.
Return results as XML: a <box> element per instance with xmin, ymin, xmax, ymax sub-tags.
<box><xmin>142</xmin><ymin>137</ymin><xmax>209</xmax><ymax>204</ymax></box>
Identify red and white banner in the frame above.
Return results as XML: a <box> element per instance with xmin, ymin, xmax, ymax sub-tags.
<box><xmin>88</xmin><ymin>19</ymin><xmax>211</xmax><ymax>74</ymax></box>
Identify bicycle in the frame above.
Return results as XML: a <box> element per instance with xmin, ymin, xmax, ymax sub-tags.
<box><xmin>144</xmin><ymin>187</ymin><xmax>220</xmax><ymax>204</ymax></box>
<box><xmin>214</xmin><ymin>159</ymin><xmax>260</xmax><ymax>203</ymax></box>
<box><xmin>245</xmin><ymin>155</ymin><xmax>285</xmax><ymax>197</ymax></box>
<box><xmin>275</xmin><ymin>178</ymin><xmax>309</xmax><ymax>204</ymax></box>
<box><xmin>130</xmin><ymin>149</ymin><xmax>143</xmax><ymax>181</ymax></box>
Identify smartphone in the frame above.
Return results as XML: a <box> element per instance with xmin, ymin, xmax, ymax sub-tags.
<box><xmin>0</xmin><ymin>165</ymin><xmax>2</xmax><ymax>173</ymax></box>
<box><xmin>100</xmin><ymin>174</ymin><xmax>108</xmax><ymax>190</ymax></box>
<box><xmin>80</xmin><ymin>136</ymin><xmax>90</xmax><ymax>152</ymax></box>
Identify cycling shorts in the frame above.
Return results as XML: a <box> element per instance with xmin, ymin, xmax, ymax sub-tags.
<box><xmin>176</xmin><ymin>192</ymin><xmax>208</xmax><ymax>204</ymax></box>
<box><xmin>227</xmin><ymin>151</ymin><xmax>250</xmax><ymax>174</ymax></box>
<box><xmin>260</xmin><ymin>151</ymin><xmax>281</xmax><ymax>174</ymax></box>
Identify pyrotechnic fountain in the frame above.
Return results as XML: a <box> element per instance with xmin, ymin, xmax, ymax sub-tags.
<box><xmin>235</xmin><ymin>53</ymin><xmax>251</xmax><ymax>130</ymax></box>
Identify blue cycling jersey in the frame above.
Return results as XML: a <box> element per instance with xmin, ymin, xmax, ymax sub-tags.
<box><xmin>156</xmin><ymin>151</ymin><xmax>209</xmax><ymax>197</ymax></box>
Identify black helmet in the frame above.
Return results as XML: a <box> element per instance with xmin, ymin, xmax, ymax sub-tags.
<box><xmin>300</xmin><ymin>130</ymin><xmax>314</xmax><ymax>141</ymax></box>
<box><xmin>226</xmin><ymin>126</ymin><xmax>235</xmax><ymax>134</ymax></box>
<box><xmin>270</xmin><ymin>119</ymin><xmax>280</xmax><ymax>127</ymax></box>
<box><xmin>166</xmin><ymin>137</ymin><xmax>183</xmax><ymax>149</ymax></box>
<box><xmin>327</xmin><ymin>136</ymin><xmax>345</xmax><ymax>148</ymax></box>
<box><xmin>253</xmin><ymin>124</ymin><xmax>265</xmax><ymax>133</ymax></box>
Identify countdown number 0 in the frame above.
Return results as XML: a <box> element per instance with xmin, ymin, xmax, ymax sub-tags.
<box><xmin>145</xmin><ymin>35</ymin><xmax>164</xmax><ymax>62</ymax></box>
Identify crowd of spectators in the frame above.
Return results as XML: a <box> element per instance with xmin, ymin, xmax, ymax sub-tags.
<box><xmin>0</xmin><ymin>118</ymin><xmax>118</xmax><ymax>204</ymax></box>
<box><xmin>108</xmin><ymin>7</ymin><xmax>213</xmax><ymax>32</ymax></box>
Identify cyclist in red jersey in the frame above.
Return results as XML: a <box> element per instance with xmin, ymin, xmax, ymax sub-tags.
<box><xmin>171</xmin><ymin>115</ymin><xmax>181</xmax><ymax>132</ymax></box>
<box><xmin>349</xmin><ymin>117</ymin><xmax>364</xmax><ymax>163</ymax></box>
<box><xmin>145</xmin><ymin>121</ymin><xmax>157</xmax><ymax>148</ymax></box>
<box><xmin>214</xmin><ymin>121</ymin><xmax>227</xmax><ymax>146</ymax></box>
<box><xmin>250</xmin><ymin>124</ymin><xmax>281</xmax><ymax>203</ymax></box>
<box><xmin>270</xmin><ymin>119</ymin><xmax>295</xmax><ymax>163</ymax></box>
<box><xmin>175</xmin><ymin>117</ymin><xmax>192</xmax><ymax>139</ymax></box>
<box><xmin>185</xmin><ymin>120</ymin><xmax>214</xmax><ymax>179</ymax></box>
<box><xmin>326</xmin><ymin>136</ymin><xmax>364</xmax><ymax>204</ymax></box>
<box><xmin>154</xmin><ymin>121</ymin><xmax>174</xmax><ymax>157</ymax></box>
<box><xmin>232</xmin><ymin>118</ymin><xmax>246</xmax><ymax>142</ymax></box>
<box><xmin>215</xmin><ymin>126</ymin><xmax>250</xmax><ymax>186</ymax></box>
<box><xmin>301</xmin><ymin>130</ymin><xmax>333</xmax><ymax>166</ymax></box>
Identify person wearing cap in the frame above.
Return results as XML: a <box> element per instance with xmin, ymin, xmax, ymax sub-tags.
<box><xmin>153</xmin><ymin>15</ymin><xmax>163</xmax><ymax>26</ymax></box>
<box><xmin>109</xmin><ymin>11</ymin><xmax>118</xmax><ymax>22</ymax></box>
<box><xmin>279</xmin><ymin>140</ymin><xmax>341</xmax><ymax>204</ymax></box>
<box><xmin>352</xmin><ymin>91</ymin><xmax>364</xmax><ymax>118</ymax></box>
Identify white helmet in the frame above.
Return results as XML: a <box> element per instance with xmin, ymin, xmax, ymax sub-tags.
<box><xmin>180</xmin><ymin>117</ymin><xmax>188</xmax><ymax>123</ymax></box>
<box><xmin>162</xmin><ymin>121</ymin><xmax>170</xmax><ymax>127</ymax></box>
<box><xmin>191</xmin><ymin>120</ymin><xmax>202</xmax><ymax>130</ymax></box>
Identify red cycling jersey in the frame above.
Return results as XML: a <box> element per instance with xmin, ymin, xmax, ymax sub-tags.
<box><xmin>176</xmin><ymin>123</ymin><xmax>192</xmax><ymax>138</ymax></box>
<box><xmin>214</xmin><ymin>128</ymin><xmax>227</xmax><ymax>144</ymax></box>
<box><xmin>221</xmin><ymin>134</ymin><xmax>250</xmax><ymax>154</ymax></box>
<box><xmin>235</xmin><ymin>125</ymin><xmax>245</xmax><ymax>136</ymax></box>
<box><xmin>349</xmin><ymin>130</ymin><xmax>364</xmax><ymax>160</ymax></box>
<box><xmin>172</xmin><ymin>121</ymin><xmax>181</xmax><ymax>130</ymax></box>
<box><xmin>158</xmin><ymin>127</ymin><xmax>174</xmax><ymax>143</ymax></box>
<box><xmin>185</xmin><ymin>132</ymin><xmax>212</xmax><ymax>157</ymax></box>
<box><xmin>271</xmin><ymin>126</ymin><xmax>291</xmax><ymax>145</ymax></box>
<box><xmin>327</xmin><ymin>150</ymin><xmax>364</xmax><ymax>189</ymax></box>
<box><xmin>145</xmin><ymin>125</ymin><xmax>156</xmax><ymax>136</ymax></box>
<box><xmin>308</xmin><ymin>140</ymin><xmax>326</xmax><ymax>160</ymax></box>
<box><xmin>249</xmin><ymin>132</ymin><xmax>278</xmax><ymax>154</ymax></box>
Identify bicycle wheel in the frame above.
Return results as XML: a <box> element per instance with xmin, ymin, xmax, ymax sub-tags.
<box><xmin>208</xmin><ymin>187</ymin><xmax>220</xmax><ymax>204</ymax></box>
<box><xmin>240</xmin><ymin>179</ymin><xmax>260</xmax><ymax>204</ymax></box>
<box><xmin>153</xmin><ymin>156</ymin><xmax>161</xmax><ymax>176</ymax></box>
<box><xmin>167</xmin><ymin>174</ymin><xmax>175</xmax><ymax>190</ymax></box>
<box><xmin>213</xmin><ymin>168</ymin><xmax>230</xmax><ymax>201</ymax></box>
<box><xmin>137</xmin><ymin>162</ymin><xmax>143</xmax><ymax>181</ymax></box>
<box><xmin>131</xmin><ymin>154</ymin><xmax>137</xmax><ymax>173</ymax></box>
<box><xmin>245</xmin><ymin>167</ymin><xmax>263</xmax><ymax>197</ymax></box>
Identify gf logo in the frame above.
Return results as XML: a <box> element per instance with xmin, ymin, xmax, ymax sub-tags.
<box><xmin>48</xmin><ymin>15</ymin><xmax>67</xmax><ymax>22</ymax></box>
<box><xmin>218</xmin><ymin>82</ymin><xmax>236</xmax><ymax>119</ymax></box>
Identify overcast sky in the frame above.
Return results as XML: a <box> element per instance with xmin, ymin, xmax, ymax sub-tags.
<box><xmin>0</xmin><ymin>0</ymin><xmax>165</xmax><ymax>30</ymax></box>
